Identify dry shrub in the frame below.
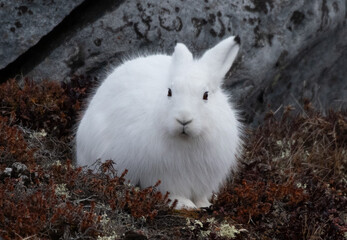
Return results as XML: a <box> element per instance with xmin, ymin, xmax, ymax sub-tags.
<box><xmin>0</xmin><ymin>161</ymin><xmax>172</xmax><ymax>239</ymax></box>
<box><xmin>49</xmin><ymin>160</ymin><xmax>173</xmax><ymax>220</ymax></box>
<box><xmin>213</xmin><ymin>106</ymin><xmax>347</xmax><ymax>240</ymax></box>
<box><xmin>0</xmin><ymin>76</ymin><xmax>96</xmax><ymax>167</ymax></box>
<box><xmin>0</xmin><ymin>76</ymin><xmax>96</xmax><ymax>139</ymax></box>
<box><xmin>119</xmin><ymin>181</ymin><xmax>171</xmax><ymax>220</ymax></box>
<box><xmin>0</xmin><ymin>166</ymin><xmax>102</xmax><ymax>239</ymax></box>
<box><xmin>0</xmin><ymin>116</ymin><xmax>36</xmax><ymax>169</ymax></box>
<box><xmin>215</xmin><ymin>179</ymin><xmax>307</xmax><ymax>224</ymax></box>
<box><xmin>0</xmin><ymin>78</ymin><xmax>172</xmax><ymax>239</ymax></box>
<box><xmin>1</xmin><ymin>76</ymin><xmax>346</xmax><ymax>239</ymax></box>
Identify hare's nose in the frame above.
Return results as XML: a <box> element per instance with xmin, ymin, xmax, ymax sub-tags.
<box><xmin>176</xmin><ymin>119</ymin><xmax>193</xmax><ymax>126</ymax></box>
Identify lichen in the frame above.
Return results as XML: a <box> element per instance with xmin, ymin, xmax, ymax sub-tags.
<box><xmin>218</xmin><ymin>223</ymin><xmax>245</xmax><ymax>238</ymax></box>
<box><xmin>54</xmin><ymin>183</ymin><xmax>70</xmax><ymax>198</ymax></box>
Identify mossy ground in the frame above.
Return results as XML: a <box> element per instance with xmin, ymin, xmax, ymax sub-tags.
<box><xmin>0</xmin><ymin>78</ymin><xmax>346</xmax><ymax>239</ymax></box>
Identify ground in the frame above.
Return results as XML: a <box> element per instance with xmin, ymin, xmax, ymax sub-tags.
<box><xmin>0</xmin><ymin>77</ymin><xmax>346</xmax><ymax>239</ymax></box>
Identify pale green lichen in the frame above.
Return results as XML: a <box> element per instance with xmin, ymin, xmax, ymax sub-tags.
<box><xmin>186</xmin><ymin>218</ymin><xmax>204</xmax><ymax>229</ymax></box>
<box><xmin>274</xmin><ymin>139</ymin><xmax>293</xmax><ymax>161</ymax></box>
<box><xmin>194</xmin><ymin>220</ymin><xmax>203</xmax><ymax>228</ymax></box>
<box><xmin>296</xmin><ymin>182</ymin><xmax>307</xmax><ymax>189</ymax></box>
<box><xmin>97</xmin><ymin>213</ymin><xmax>118</xmax><ymax>240</ymax></box>
<box><xmin>186</xmin><ymin>218</ymin><xmax>195</xmax><ymax>231</ymax></box>
<box><xmin>201</xmin><ymin>230</ymin><xmax>211</xmax><ymax>238</ymax></box>
<box><xmin>273</xmin><ymin>149</ymin><xmax>291</xmax><ymax>161</ymax></box>
<box><xmin>206</xmin><ymin>217</ymin><xmax>216</xmax><ymax>224</ymax></box>
<box><xmin>54</xmin><ymin>183</ymin><xmax>70</xmax><ymax>198</ymax></box>
<box><xmin>100</xmin><ymin>213</ymin><xmax>110</xmax><ymax>225</ymax></box>
<box><xmin>186</xmin><ymin>217</ymin><xmax>248</xmax><ymax>239</ymax></box>
<box><xmin>53</xmin><ymin>160</ymin><xmax>62</xmax><ymax>166</ymax></box>
<box><xmin>97</xmin><ymin>231</ymin><xmax>118</xmax><ymax>240</ymax></box>
<box><xmin>30</xmin><ymin>129</ymin><xmax>47</xmax><ymax>138</ymax></box>
<box><xmin>281</xmin><ymin>148</ymin><xmax>291</xmax><ymax>158</ymax></box>
<box><xmin>218</xmin><ymin>223</ymin><xmax>247</xmax><ymax>238</ymax></box>
<box><xmin>51</xmin><ymin>160</ymin><xmax>75</xmax><ymax>170</ymax></box>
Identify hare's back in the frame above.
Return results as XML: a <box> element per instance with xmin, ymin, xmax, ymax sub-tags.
<box><xmin>102</xmin><ymin>54</ymin><xmax>171</xmax><ymax>93</ymax></box>
<box><xmin>76</xmin><ymin>54</ymin><xmax>171</xmax><ymax>165</ymax></box>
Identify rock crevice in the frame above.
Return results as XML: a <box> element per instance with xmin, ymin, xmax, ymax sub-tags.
<box><xmin>0</xmin><ymin>0</ymin><xmax>125</xmax><ymax>83</ymax></box>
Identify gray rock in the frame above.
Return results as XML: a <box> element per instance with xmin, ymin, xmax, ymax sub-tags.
<box><xmin>12</xmin><ymin>162</ymin><xmax>29</xmax><ymax>176</ymax></box>
<box><xmin>0</xmin><ymin>0</ymin><xmax>84</xmax><ymax>69</ymax></box>
<box><xmin>1</xmin><ymin>0</ymin><xmax>346</xmax><ymax>124</ymax></box>
<box><xmin>19</xmin><ymin>175</ymin><xmax>29</xmax><ymax>183</ymax></box>
<box><xmin>3</xmin><ymin>167</ymin><xmax>12</xmax><ymax>176</ymax></box>
<box><xmin>27</xmin><ymin>0</ymin><xmax>239</xmax><ymax>81</ymax></box>
<box><xmin>226</xmin><ymin>0</ymin><xmax>347</xmax><ymax>124</ymax></box>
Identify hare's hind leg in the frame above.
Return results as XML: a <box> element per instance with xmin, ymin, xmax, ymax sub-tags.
<box><xmin>170</xmin><ymin>195</ymin><xmax>197</xmax><ymax>209</ymax></box>
<box><xmin>195</xmin><ymin>197</ymin><xmax>212</xmax><ymax>208</ymax></box>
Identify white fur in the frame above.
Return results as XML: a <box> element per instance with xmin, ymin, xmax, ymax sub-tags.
<box><xmin>76</xmin><ymin>36</ymin><xmax>242</xmax><ymax>209</ymax></box>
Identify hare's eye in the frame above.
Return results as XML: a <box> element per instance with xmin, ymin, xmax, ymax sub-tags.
<box><xmin>203</xmin><ymin>91</ymin><xmax>208</xmax><ymax>100</ymax></box>
<box><xmin>168</xmin><ymin>88</ymin><xmax>172</xmax><ymax>97</ymax></box>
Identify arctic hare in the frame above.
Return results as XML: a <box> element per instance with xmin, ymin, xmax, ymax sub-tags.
<box><xmin>76</xmin><ymin>36</ymin><xmax>242</xmax><ymax>209</ymax></box>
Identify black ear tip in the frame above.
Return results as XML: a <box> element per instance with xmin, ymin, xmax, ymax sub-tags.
<box><xmin>235</xmin><ymin>35</ymin><xmax>241</xmax><ymax>45</ymax></box>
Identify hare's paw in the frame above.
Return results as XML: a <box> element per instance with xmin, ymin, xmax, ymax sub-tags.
<box><xmin>171</xmin><ymin>196</ymin><xmax>197</xmax><ymax>210</ymax></box>
<box><xmin>195</xmin><ymin>198</ymin><xmax>212</xmax><ymax>208</ymax></box>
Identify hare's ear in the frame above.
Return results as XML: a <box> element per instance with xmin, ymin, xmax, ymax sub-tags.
<box><xmin>200</xmin><ymin>36</ymin><xmax>240</xmax><ymax>84</ymax></box>
<box><xmin>171</xmin><ymin>43</ymin><xmax>193</xmax><ymax>69</ymax></box>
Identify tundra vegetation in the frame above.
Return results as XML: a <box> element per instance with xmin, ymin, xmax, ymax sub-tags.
<box><xmin>0</xmin><ymin>77</ymin><xmax>346</xmax><ymax>239</ymax></box>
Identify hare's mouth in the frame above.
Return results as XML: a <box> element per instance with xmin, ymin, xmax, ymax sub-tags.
<box><xmin>180</xmin><ymin>128</ymin><xmax>189</xmax><ymax>136</ymax></box>
<box><xmin>181</xmin><ymin>131</ymin><xmax>189</xmax><ymax>136</ymax></box>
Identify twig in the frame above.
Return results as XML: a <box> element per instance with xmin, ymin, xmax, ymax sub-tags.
<box><xmin>290</xmin><ymin>93</ymin><xmax>308</xmax><ymax>117</ymax></box>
